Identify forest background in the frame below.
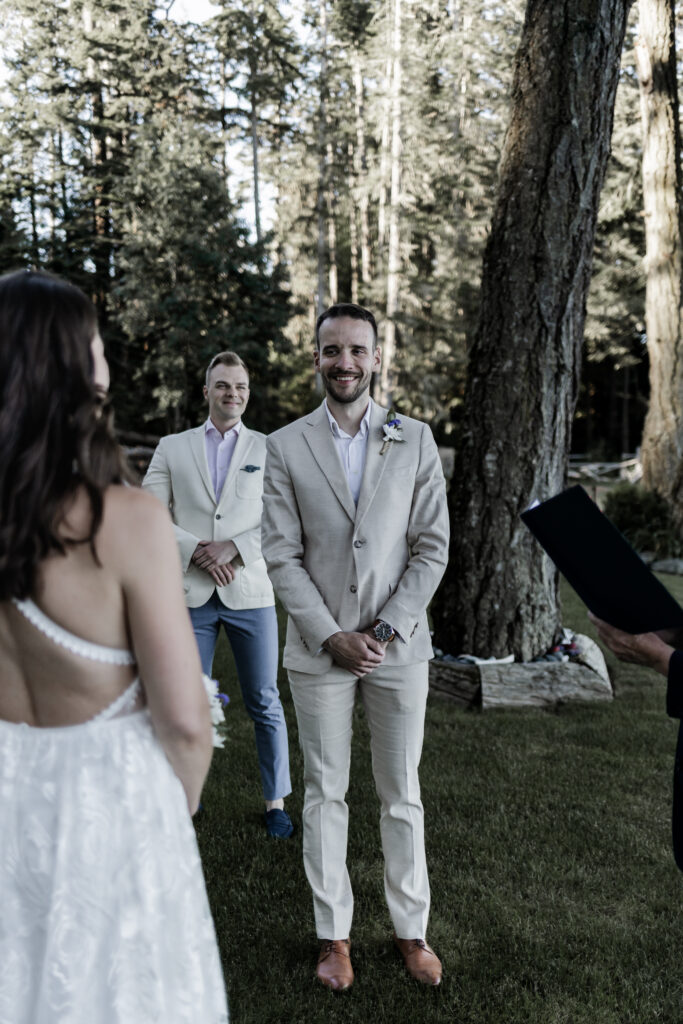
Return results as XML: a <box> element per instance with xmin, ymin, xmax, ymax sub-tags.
<box><xmin>0</xmin><ymin>0</ymin><xmax>648</xmax><ymax>451</ymax></box>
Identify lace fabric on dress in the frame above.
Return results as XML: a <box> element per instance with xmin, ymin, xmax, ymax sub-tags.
<box><xmin>2</xmin><ymin>600</ymin><xmax>229</xmax><ymax>1023</ymax></box>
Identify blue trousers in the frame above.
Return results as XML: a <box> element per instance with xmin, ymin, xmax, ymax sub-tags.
<box><xmin>189</xmin><ymin>594</ymin><xmax>291</xmax><ymax>801</ymax></box>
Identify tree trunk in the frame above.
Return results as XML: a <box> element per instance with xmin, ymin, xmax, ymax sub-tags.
<box><xmin>348</xmin><ymin>140</ymin><xmax>359</xmax><ymax>303</ymax></box>
<box><xmin>83</xmin><ymin>4</ymin><xmax>111</xmax><ymax>319</ymax></box>
<box><xmin>250</xmin><ymin>77</ymin><xmax>262</xmax><ymax>245</ymax></box>
<box><xmin>220</xmin><ymin>56</ymin><xmax>230</xmax><ymax>192</ymax></box>
<box><xmin>377</xmin><ymin>0</ymin><xmax>402</xmax><ymax>407</ymax></box>
<box><xmin>352</xmin><ymin>51</ymin><xmax>372</xmax><ymax>291</ymax></box>
<box><xmin>315</xmin><ymin>0</ymin><xmax>328</xmax><ymax>315</ymax></box>
<box><xmin>636</xmin><ymin>0</ymin><xmax>683</xmax><ymax>520</ymax></box>
<box><xmin>326</xmin><ymin>138</ymin><xmax>338</xmax><ymax>304</ymax></box>
<box><xmin>377</xmin><ymin>45</ymin><xmax>392</xmax><ymax>256</ymax></box>
<box><xmin>432</xmin><ymin>0</ymin><xmax>634</xmax><ymax>661</ymax></box>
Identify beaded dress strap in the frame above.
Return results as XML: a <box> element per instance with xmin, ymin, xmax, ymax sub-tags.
<box><xmin>90</xmin><ymin>678</ymin><xmax>142</xmax><ymax>722</ymax></box>
<box><xmin>11</xmin><ymin>597</ymin><xmax>136</xmax><ymax>666</ymax></box>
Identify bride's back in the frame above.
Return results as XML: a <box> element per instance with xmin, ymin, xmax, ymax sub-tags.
<box><xmin>0</xmin><ymin>485</ymin><xmax>140</xmax><ymax>727</ymax></box>
<box><xmin>0</xmin><ymin>270</ymin><xmax>141</xmax><ymax>728</ymax></box>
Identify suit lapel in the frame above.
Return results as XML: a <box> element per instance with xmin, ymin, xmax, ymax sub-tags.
<box><xmin>189</xmin><ymin>425</ymin><xmax>216</xmax><ymax>504</ymax></box>
<box><xmin>217</xmin><ymin>424</ymin><xmax>255</xmax><ymax>506</ymax></box>
<box><xmin>355</xmin><ymin>400</ymin><xmax>390</xmax><ymax>528</ymax></box>
<box><xmin>302</xmin><ymin>404</ymin><xmax>357</xmax><ymax>522</ymax></box>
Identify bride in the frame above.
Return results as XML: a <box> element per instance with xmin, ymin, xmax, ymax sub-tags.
<box><xmin>0</xmin><ymin>270</ymin><xmax>228</xmax><ymax>1023</ymax></box>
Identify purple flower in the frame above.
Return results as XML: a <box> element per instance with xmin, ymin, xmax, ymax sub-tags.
<box><xmin>387</xmin><ymin>418</ymin><xmax>401</xmax><ymax>427</ymax></box>
<box><xmin>218</xmin><ymin>692</ymin><xmax>230</xmax><ymax>707</ymax></box>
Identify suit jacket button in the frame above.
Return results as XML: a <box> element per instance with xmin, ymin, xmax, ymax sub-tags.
<box><xmin>350</xmin><ymin>585</ymin><xmax>357</xmax><ymax>593</ymax></box>
<box><xmin>353</xmin><ymin>540</ymin><xmax>363</xmax><ymax>548</ymax></box>
<box><xmin>215</xmin><ymin>513</ymin><xmax>222</xmax><ymax>520</ymax></box>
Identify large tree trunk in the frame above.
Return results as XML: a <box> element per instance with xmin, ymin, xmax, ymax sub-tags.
<box><xmin>432</xmin><ymin>0</ymin><xmax>633</xmax><ymax>661</ymax></box>
<box><xmin>636</xmin><ymin>0</ymin><xmax>683</xmax><ymax>522</ymax></box>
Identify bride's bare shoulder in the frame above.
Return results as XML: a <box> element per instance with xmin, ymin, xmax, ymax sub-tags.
<box><xmin>103</xmin><ymin>483</ymin><xmax>168</xmax><ymax>524</ymax></box>
<box><xmin>98</xmin><ymin>485</ymin><xmax>176</xmax><ymax>558</ymax></box>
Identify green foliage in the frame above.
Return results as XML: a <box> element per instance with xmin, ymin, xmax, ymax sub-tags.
<box><xmin>196</xmin><ymin>584</ymin><xmax>683</xmax><ymax>1024</ymax></box>
<box><xmin>0</xmin><ymin>0</ymin><xmax>293</xmax><ymax>435</ymax></box>
<box><xmin>0</xmin><ymin>0</ymin><xmax>656</xmax><ymax>445</ymax></box>
<box><xmin>603</xmin><ymin>483</ymin><xmax>683</xmax><ymax>558</ymax></box>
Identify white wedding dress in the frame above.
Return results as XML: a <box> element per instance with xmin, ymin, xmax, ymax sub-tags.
<box><xmin>0</xmin><ymin>598</ymin><xmax>229</xmax><ymax>1024</ymax></box>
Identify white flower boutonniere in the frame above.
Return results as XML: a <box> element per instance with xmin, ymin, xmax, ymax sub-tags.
<box><xmin>380</xmin><ymin>409</ymin><xmax>405</xmax><ymax>455</ymax></box>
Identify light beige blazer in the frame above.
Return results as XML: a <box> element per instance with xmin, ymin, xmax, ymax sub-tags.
<box><xmin>262</xmin><ymin>400</ymin><xmax>449</xmax><ymax>674</ymax></box>
<box><xmin>142</xmin><ymin>423</ymin><xmax>274</xmax><ymax>610</ymax></box>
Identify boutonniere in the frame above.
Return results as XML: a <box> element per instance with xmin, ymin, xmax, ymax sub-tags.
<box><xmin>380</xmin><ymin>409</ymin><xmax>405</xmax><ymax>455</ymax></box>
<box><xmin>241</xmin><ymin>464</ymin><xmax>261</xmax><ymax>473</ymax></box>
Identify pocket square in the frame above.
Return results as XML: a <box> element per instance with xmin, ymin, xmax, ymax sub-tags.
<box><xmin>241</xmin><ymin>464</ymin><xmax>261</xmax><ymax>473</ymax></box>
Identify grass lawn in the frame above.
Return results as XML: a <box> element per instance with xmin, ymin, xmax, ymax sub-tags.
<box><xmin>195</xmin><ymin>580</ymin><xmax>683</xmax><ymax>1024</ymax></box>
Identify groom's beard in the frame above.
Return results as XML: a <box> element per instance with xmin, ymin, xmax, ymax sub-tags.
<box><xmin>321</xmin><ymin>370</ymin><xmax>372</xmax><ymax>405</ymax></box>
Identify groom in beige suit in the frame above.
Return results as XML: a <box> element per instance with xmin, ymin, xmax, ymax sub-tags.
<box><xmin>261</xmin><ymin>303</ymin><xmax>449</xmax><ymax>989</ymax></box>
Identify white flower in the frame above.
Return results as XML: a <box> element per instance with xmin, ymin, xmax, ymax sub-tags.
<box><xmin>202</xmin><ymin>674</ymin><xmax>227</xmax><ymax>749</ymax></box>
<box><xmin>382</xmin><ymin>424</ymin><xmax>404</xmax><ymax>442</ymax></box>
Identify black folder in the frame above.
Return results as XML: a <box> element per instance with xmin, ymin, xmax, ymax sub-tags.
<box><xmin>521</xmin><ymin>485</ymin><xmax>683</xmax><ymax>633</ymax></box>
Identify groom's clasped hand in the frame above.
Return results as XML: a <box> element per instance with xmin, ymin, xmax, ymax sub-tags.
<box><xmin>322</xmin><ymin>629</ymin><xmax>387</xmax><ymax>677</ymax></box>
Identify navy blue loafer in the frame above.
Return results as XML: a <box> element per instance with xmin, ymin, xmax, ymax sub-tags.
<box><xmin>265</xmin><ymin>808</ymin><xmax>294</xmax><ymax>839</ymax></box>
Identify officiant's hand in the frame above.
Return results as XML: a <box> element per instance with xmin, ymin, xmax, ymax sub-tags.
<box><xmin>323</xmin><ymin>631</ymin><xmax>386</xmax><ymax>677</ymax></box>
<box><xmin>655</xmin><ymin>626</ymin><xmax>683</xmax><ymax>647</ymax></box>
<box><xmin>588</xmin><ymin>613</ymin><xmax>674</xmax><ymax>677</ymax></box>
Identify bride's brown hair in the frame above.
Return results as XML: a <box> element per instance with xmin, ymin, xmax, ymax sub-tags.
<box><xmin>0</xmin><ymin>269</ymin><xmax>128</xmax><ymax>600</ymax></box>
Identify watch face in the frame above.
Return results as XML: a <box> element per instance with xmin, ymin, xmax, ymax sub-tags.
<box><xmin>374</xmin><ymin>620</ymin><xmax>394</xmax><ymax>642</ymax></box>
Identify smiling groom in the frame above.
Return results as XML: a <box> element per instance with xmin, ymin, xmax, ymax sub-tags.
<box><xmin>261</xmin><ymin>304</ymin><xmax>449</xmax><ymax>988</ymax></box>
<box><xmin>143</xmin><ymin>351</ymin><xmax>293</xmax><ymax>838</ymax></box>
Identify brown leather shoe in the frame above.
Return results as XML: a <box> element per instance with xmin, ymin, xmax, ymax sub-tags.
<box><xmin>316</xmin><ymin>939</ymin><xmax>353</xmax><ymax>991</ymax></box>
<box><xmin>393</xmin><ymin>934</ymin><xmax>442</xmax><ymax>985</ymax></box>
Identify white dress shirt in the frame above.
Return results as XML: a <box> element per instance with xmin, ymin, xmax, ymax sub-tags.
<box><xmin>205</xmin><ymin>418</ymin><xmax>241</xmax><ymax>501</ymax></box>
<box><xmin>324</xmin><ymin>400</ymin><xmax>371</xmax><ymax>506</ymax></box>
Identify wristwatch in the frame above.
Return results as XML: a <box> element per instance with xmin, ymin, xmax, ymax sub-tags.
<box><xmin>372</xmin><ymin>619</ymin><xmax>395</xmax><ymax>643</ymax></box>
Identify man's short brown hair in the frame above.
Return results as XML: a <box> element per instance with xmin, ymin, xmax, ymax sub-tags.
<box><xmin>315</xmin><ymin>303</ymin><xmax>378</xmax><ymax>349</ymax></box>
<box><xmin>205</xmin><ymin>351</ymin><xmax>249</xmax><ymax>386</ymax></box>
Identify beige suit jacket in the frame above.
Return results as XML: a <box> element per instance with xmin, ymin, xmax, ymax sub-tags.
<box><xmin>142</xmin><ymin>423</ymin><xmax>274</xmax><ymax>610</ymax></box>
<box><xmin>262</xmin><ymin>400</ymin><xmax>449</xmax><ymax>674</ymax></box>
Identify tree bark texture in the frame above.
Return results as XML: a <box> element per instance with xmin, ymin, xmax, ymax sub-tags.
<box><xmin>432</xmin><ymin>0</ymin><xmax>633</xmax><ymax>661</ymax></box>
<box><xmin>636</xmin><ymin>0</ymin><xmax>683</xmax><ymax>521</ymax></box>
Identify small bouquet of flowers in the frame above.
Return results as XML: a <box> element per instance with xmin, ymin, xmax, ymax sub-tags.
<box><xmin>202</xmin><ymin>674</ymin><xmax>230</xmax><ymax>748</ymax></box>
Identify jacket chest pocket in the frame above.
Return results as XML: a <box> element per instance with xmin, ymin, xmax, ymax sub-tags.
<box><xmin>235</xmin><ymin>470</ymin><xmax>263</xmax><ymax>499</ymax></box>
